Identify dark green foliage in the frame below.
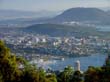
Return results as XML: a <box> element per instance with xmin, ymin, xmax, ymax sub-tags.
<box><xmin>71</xmin><ymin>71</ymin><xmax>83</xmax><ymax>82</ymax></box>
<box><xmin>84</xmin><ymin>66</ymin><xmax>110</xmax><ymax>82</ymax></box>
<box><xmin>57</xmin><ymin>66</ymin><xmax>84</xmax><ymax>82</ymax></box>
<box><xmin>0</xmin><ymin>40</ymin><xmax>22</xmax><ymax>82</ymax></box>
<box><xmin>0</xmin><ymin>40</ymin><xmax>57</xmax><ymax>82</ymax></box>
<box><xmin>85</xmin><ymin>66</ymin><xmax>101</xmax><ymax>82</ymax></box>
<box><xmin>58</xmin><ymin>66</ymin><xmax>73</xmax><ymax>82</ymax></box>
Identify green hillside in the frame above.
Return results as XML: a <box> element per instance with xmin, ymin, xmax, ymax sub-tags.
<box><xmin>23</xmin><ymin>23</ymin><xmax>100</xmax><ymax>37</ymax></box>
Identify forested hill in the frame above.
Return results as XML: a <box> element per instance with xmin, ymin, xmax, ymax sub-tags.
<box><xmin>22</xmin><ymin>23</ymin><xmax>99</xmax><ymax>37</ymax></box>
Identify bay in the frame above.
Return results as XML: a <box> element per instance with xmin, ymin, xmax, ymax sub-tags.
<box><xmin>31</xmin><ymin>54</ymin><xmax>107</xmax><ymax>71</ymax></box>
<box><xmin>96</xmin><ymin>25</ymin><xmax>110</xmax><ymax>32</ymax></box>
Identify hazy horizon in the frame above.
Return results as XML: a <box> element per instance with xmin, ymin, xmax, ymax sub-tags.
<box><xmin>0</xmin><ymin>0</ymin><xmax>110</xmax><ymax>12</ymax></box>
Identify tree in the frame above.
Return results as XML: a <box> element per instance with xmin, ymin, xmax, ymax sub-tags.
<box><xmin>45</xmin><ymin>74</ymin><xmax>57</xmax><ymax>82</ymax></box>
<box><xmin>57</xmin><ymin>66</ymin><xmax>74</xmax><ymax>82</ymax></box>
<box><xmin>0</xmin><ymin>40</ymin><xmax>23</xmax><ymax>82</ymax></box>
<box><xmin>0</xmin><ymin>40</ymin><xmax>57</xmax><ymax>82</ymax></box>
<box><xmin>71</xmin><ymin>71</ymin><xmax>83</xmax><ymax>82</ymax></box>
<box><xmin>84</xmin><ymin>66</ymin><xmax>103</xmax><ymax>82</ymax></box>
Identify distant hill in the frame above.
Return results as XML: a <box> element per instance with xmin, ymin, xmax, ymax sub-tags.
<box><xmin>0</xmin><ymin>10</ymin><xmax>58</xmax><ymax>20</ymax></box>
<box><xmin>1</xmin><ymin>8</ymin><xmax>110</xmax><ymax>25</ymax></box>
<box><xmin>22</xmin><ymin>23</ymin><xmax>101</xmax><ymax>37</ymax></box>
<box><xmin>0</xmin><ymin>10</ymin><xmax>37</xmax><ymax>20</ymax></box>
<box><xmin>107</xmin><ymin>10</ymin><xmax>110</xmax><ymax>15</ymax></box>
<box><xmin>50</xmin><ymin>7</ymin><xmax>110</xmax><ymax>25</ymax></box>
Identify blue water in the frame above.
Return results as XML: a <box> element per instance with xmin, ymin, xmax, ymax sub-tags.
<box><xmin>47</xmin><ymin>54</ymin><xmax>107</xmax><ymax>71</ymax></box>
<box><xmin>96</xmin><ymin>25</ymin><xmax>110</xmax><ymax>32</ymax></box>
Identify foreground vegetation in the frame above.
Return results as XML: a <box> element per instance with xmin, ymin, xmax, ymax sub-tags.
<box><xmin>0</xmin><ymin>40</ymin><xmax>110</xmax><ymax>82</ymax></box>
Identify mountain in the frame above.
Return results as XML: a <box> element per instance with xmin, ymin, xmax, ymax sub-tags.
<box><xmin>0</xmin><ymin>10</ymin><xmax>58</xmax><ymax>20</ymax></box>
<box><xmin>0</xmin><ymin>10</ymin><xmax>36</xmax><ymax>20</ymax></box>
<box><xmin>1</xmin><ymin>8</ymin><xmax>110</xmax><ymax>25</ymax></box>
<box><xmin>107</xmin><ymin>10</ymin><xmax>110</xmax><ymax>15</ymax></box>
<box><xmin>22</xmin><ymin>23</ymin><xmax>101</xmax><ymax>37</ymax></box>
<box><xmin>50</xmin><ymin>7</ymin><xmax>110</xmax><ymax>25</ymax></box>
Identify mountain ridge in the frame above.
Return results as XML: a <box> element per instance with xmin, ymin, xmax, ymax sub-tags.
<box><xmin>49</xmin><ymin>7</ymin><xmax>110</xmax><ymax>25</ymax></box>
<box><xmin>0</xmin><ymin>9</ymin><xmax>58</xmax><ymax>20</ymax></box>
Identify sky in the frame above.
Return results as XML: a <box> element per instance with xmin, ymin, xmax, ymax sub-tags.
<box><xmin>0</xmin><ymin>0</ymin><xmax>110</xmax><ymax>11</ymax></box>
